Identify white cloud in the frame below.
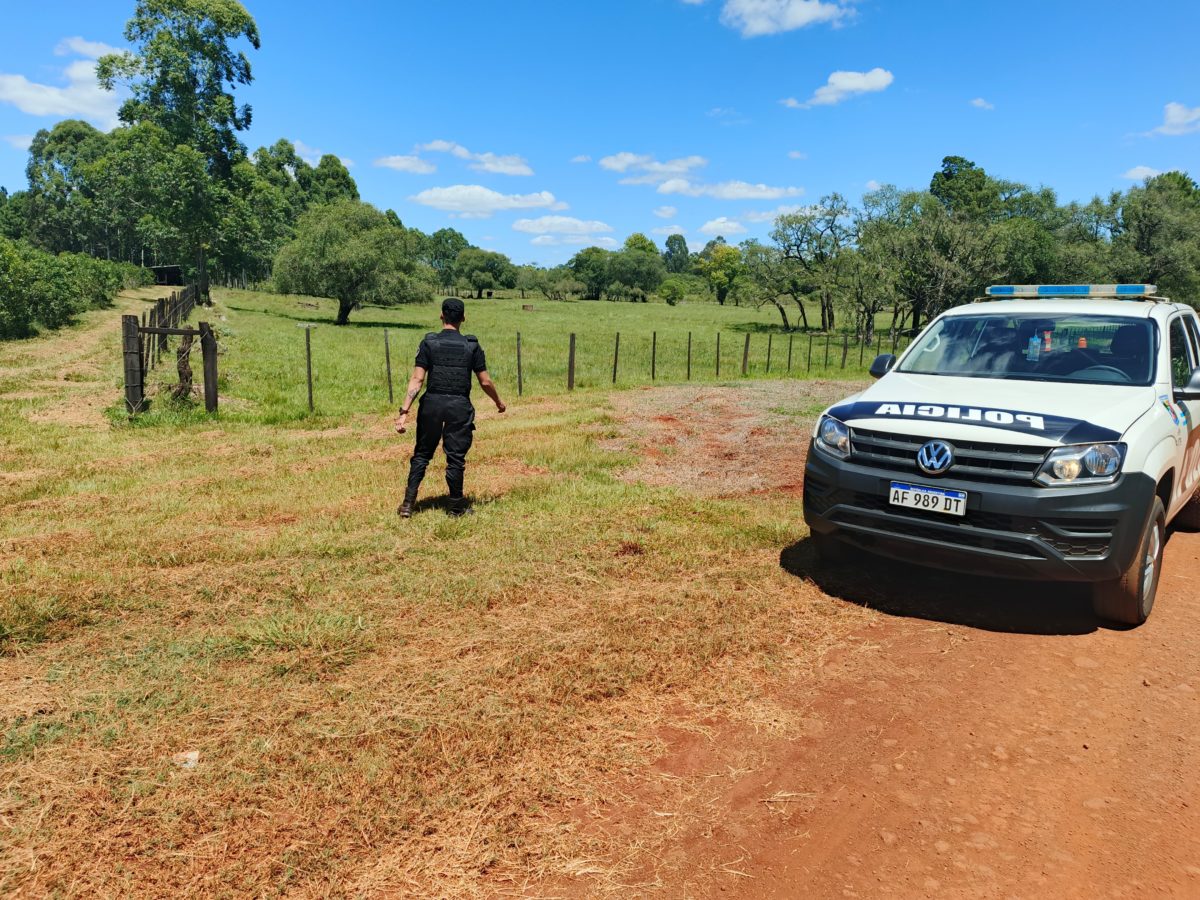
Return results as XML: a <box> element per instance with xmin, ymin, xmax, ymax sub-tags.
<box><xmin>54</xmin><ymin>37</ymin><xmax>122</xmax><ymax>59</ymax></box>
<box><xmin>742</xmin><ymin>204</ymin><xmax>806</xmax><ymax>223</ymax></box>
<box><xmin>421</xmin><ymin>139</ymin><xmax>533</xmax><ymax>175</ymax></box>
<box><xmin>409</xmin><ymin>185</ymin><xmax>566</xmax><ymax>218</ymax></box>
<box><xmin>788</xmin><ymin>150</ymin><xmax>807</xmax><ymax>160</ymax></box>
<box><xmin>652</xmin><ymin>224</ymin><xmax>686</xmax><ymax>236</ymax></box>
<box><xmin>531</xmin><ymin>233</ymin><xmax>617</xmax><ymax>248</ymax></box>
<box><xmin>653</xmin><ymin>205</ymin><xmax>678</xmax><ymax>218</ymax></box>
<box><xmin>570</xmin><ymin>154</ymin><xmax>592</xmax><ymax>163</ymax></box>
<box><xmin>1123</xmin><ymin>165</ymin><xmax>1162</xmax><ymax>181</ymax></box>
<box><xmin>375</xmin><ymin>154</ymin><xmax>436</xmax><ymax>174</ymax></box>
<box><xmin>707</xmin><ymin>106</ymin><xmax>738</xmax><ymax>117</ymax></box>
<box><xmin>293</xmin><ymin>139</ymin><xmax>353</xmax><ymax>168</ymax></box>
<box><xmin>970</xmin><ymin>97</ymin><xmax>994</xmax><ymax>110</ymax></box>
<box><xmin>782</xmin><ymin>67</ymin><xmax>894</xmax><ymax>109</ymax></box>
<box><xmin>1148</xmin><ymin>102</ymin><xmax>1200</xmax><ymax>136</ymax></box>
<box><xmin>864</xmin><ymin>179</ymin><xmax>882</xmax><ymax>191</ymax></box>
<box><xmin>700</xmin><ymin>217</ymin><xmax>746</xmax><ymax>236</ymax></box>
<box><xmin>599</xmin><ymin>152</ymin><xmax>708</xmax><ymax>185</ymax></box>
<box><xmin>719</xmin><ymin>0</ymin><xmax>853</xmax><ymax>36</ymax></box>
<box><xmin>3</xmin><ymin>134</ymin><xmax>34</xmax><ymax>151</ymax></box>
<box><xmin>658</xmin><ymin>179</ymin><xmax>803</xmax><ymax>200</ymax></box>
<box><xmin>512</xmin><ymin>215</ymin><xmax>613</xmax><ymax>236</ymax></box>
<box><xmin>0</xmin><ymin>52</ymin><xmax>121</xmax><ymax>130</ymax></box>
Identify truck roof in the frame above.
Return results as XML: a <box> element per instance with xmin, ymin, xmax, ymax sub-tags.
<box><xmin>948</xmin><ymin>298</ymin><xmax>1174</xmax><ymax>319</ymax></box>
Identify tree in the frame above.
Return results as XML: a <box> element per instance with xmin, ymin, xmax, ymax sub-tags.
<box><xmin>1109</xmin><ymin>172</ymin><xmax>1200</xmax><ymax>299</ymax></box>
<box><xmin>273</xmin><ymin>201</ymin><xmax>434</xmax><ymax>325</ymax></box>
<box><xmin>771</xmin><ymin>195</ymin><xmax>853</xmax><ymax>329</ymax></box>
<box><xmin>658</xmin><ymin>277</ymin><xmax>686</xmax><ymax>305</ymax></box>
<box><xmin>423</xmin><ymin>228</ymin><xmax>470</xmax><ymax>288</ymax></box>
<box><xmin>307</xmin><ymin>155</ymin><xmax>359</xmax><ymax>204</ymax></box>
<box><xmin>738</xmin><ymin>239</ymin><xmax>793</xmax><ymax>330</ymax></box>
<box><xmin>695</xmin><ymin>242</ymin><xmax>743</xmax><ymax>305</ymax></box>
<box><xmin>515</xmin><ymin>265</ymin><xmax>544</xmax><ymax>299</ymax></box>
<box><xmin>607</xmin><ymin>246</ymin><xmax>666</xmax><ymax>300</ymax></box>
<box><xmin>623</xmin><ymin>232</ymin><xmax>658</xmax><ymax>255</ymax></box>
<box><xmin>453</xmin><ymin>248</ymin><xmax>516</xmax><ymax>298</ymax></box>
<box><xmin>662</xmin><ymin>233</ymin><xmax>690</xmax><ymax>274</ymax></box>
<box><xmin>568</xmin><ymin>246</ymin><xmax>611</xmax><ymax>300</ymax></box>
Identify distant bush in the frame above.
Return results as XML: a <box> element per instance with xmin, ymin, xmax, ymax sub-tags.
<box><xmin>0</xmin><ymin>237</ymin><xmax>152</xmax><ymax>339</ymax></box>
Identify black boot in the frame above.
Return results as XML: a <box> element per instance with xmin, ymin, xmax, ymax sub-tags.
<box><xmin>446</xmin><ymin>496</ymin><xmax>473</xmax><ymax>517</ymax></box>
<box><xmin>397</xmin><ymin>487</ymin><xmax>418</xmax><ymax>518</ymax></box>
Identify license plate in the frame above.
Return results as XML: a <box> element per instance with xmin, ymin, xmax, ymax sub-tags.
<box><xmin>888</xmin><ymin>481</ymin><xmax>968</xmax><ymax>517</ymax></box>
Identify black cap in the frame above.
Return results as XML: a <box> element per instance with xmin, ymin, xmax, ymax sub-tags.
<box><xmin>441</xmin><ymin>297</ymin><xmax>465</xmax><ymax>323</ymax></box>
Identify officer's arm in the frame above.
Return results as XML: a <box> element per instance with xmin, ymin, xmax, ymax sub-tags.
<box><xmin>394</xmin><ymin>366</ymin><xmax>427</xmax><ymax>434</ymax></box>
<box><xmin>476</xmin><ymin>370</ymin><xmax>506</xmax><ymax>413</ymax></box>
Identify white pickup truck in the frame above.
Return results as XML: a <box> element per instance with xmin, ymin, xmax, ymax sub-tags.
<box><xmin>804</xmin><ymin>285</ymin><xmax>1200</xmax><ymax>625</ymax></box>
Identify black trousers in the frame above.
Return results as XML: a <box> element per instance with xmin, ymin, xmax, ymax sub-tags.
<box><xmin>406</xmin><ymin>394</ymin><xmax>475</xmax><ymax>498</ymax></box>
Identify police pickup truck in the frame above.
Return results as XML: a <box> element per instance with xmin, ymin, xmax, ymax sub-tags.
<box><xmin>803</xmin><ymin>285</ymin><xmax>1200</xmax><ymax>626</ymax></box>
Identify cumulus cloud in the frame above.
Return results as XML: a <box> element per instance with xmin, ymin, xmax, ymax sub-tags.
<box><xmin>865</xmin><ymin>179</ymin><xmax>882</xmax><ymax>191</ymax></box>
<box><xmin>3</xmin><ymin>134</ymin><xmax>34</xmax><ymax>151</ymax></box>
<box><xmin>742</xmin><ymin>203</ymin><xmax>806</xmax><ymax>223</ymax></box>
<box><xmin>658</xmin><ymin>179</ymin><xmax>803</xmax><ymax>200</ymax></box>
<box><xmin>409</xmin><ymin>185</ymin><xmax>566</xmax><ymax>218</ymax></box>
<box><xmin>654</xmin><ymin>205</ymin><xmax>678</xmax><ymax>218</ymax></box>
<box><xmin>788</xmin><ymin>150</ymin><xmax>807</xmax><ymax>160</ymax></box>
<box><xmin>1148</xmin><ymin>102</ymin><xmax>1200</xmax><ymax>136</ymax></box>
<box><xmin>1123</xmin><ymin>165</ymin><xmax>1162</xmax><ymax>180</ymax></box>
<box><xmin>0</xmin><ymin>39</ymin><xmax>122</xmax><ymax>129</ymax></box>
<box><xmin>718</xmin><ymin>0</ymin><xmax>854</xmax><ymax>37</ymax></box>
<box><xmin>512</xmin><ymin>215</ymin><xmax>613</xmax><ymax>236</ymax></box>
<box><xmin>599</xmin><ymin>152</ymin><xmax>708</xmax><ymax>185</ymax></box>
<box><xmin>531</xmin><ymin>233</ymin><xmax>617</xmax><ymax>248</ymax></box>
<box><xmin>570</xmin><ymin>154</ymin><xmax>592</xmax><ymax>163</ymax></box>
<box><xmin>970</xmin><ymin>97</ymin><xmax>994</xmax><ymax>110</ymax></box>
<box><xmin>652</xmin><ymin>224</ymin><xmax>686</xmax><ymax>236</ymax></box>
<box><xmin>375</xmin><ymin>154</ymin><xmax>436</xmax><ymax>174</ymax></box>
<box><xmin>782</xmin><ymin>68</ymin><xmax>894</xmax><ymax>109</ymax></box>
<box><xmin>421</xmin><ymin>139</ymin><xmax>533</xmax><ymax>175</ymax></box>
<box><xmin>291</xmin><ymin>139</ymin><xmax>354</xmax><ymax>168</ymax></box>
<box><xmin>699</xmin><ymin>216</ymin><xmax>746</xmax><ymax>236</ymax></box>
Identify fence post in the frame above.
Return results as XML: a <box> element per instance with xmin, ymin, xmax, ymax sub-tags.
<box><xmin>686</xmin><ymin>332</ymin><xmax>692</xmax><ymax>381</ymax></box>
<box><xmin>612</xmin><ymin>332</ymin><xmax>620</xmax><ymax>384</ymax></box>
<box><xmin>199</xmin><ymin>321</ymin><xmax>218</xmax><ymax>413</ymax></box>
<box><xmin>787</xmin><ymin>334</ymin><xmax>794</xmax><ymax>372</ymax></box>
<box><xmin>156</xmin><ymin>298</ymin><xmax>167</xmax><ymax>363</ymax></box>
<box><xmin>859</xmin><ymin>335</ymin><xmax>866</xmax><ymax>367</ymax></box>
<box><xmin>384</xmin><ymin>328</ymin><xmax>394</xmax><ymax>405</ymax></box>
<box><xmin>876</xmin><ymin>332</ymin><xmax>883</xmax><ymax>357</ymax></box>
<box><xmin>741</xmin><ymin>333</ymin><xmax>750</xmax><ymax>376</ymax></box>
<box><xmin>716</xmin><ymin>332</ymin><xmax>721</xmax><ymax>377</ymax></box>
<box><xmin>841</xmin><ymin>334</ymin><xmax>849</xmax><ymax>369</ymax></box>
<box><xmin>824</xmin><ymin>334</ymin><xmax>831</xmax><ymax>368</ymax></box>
<box><xmin>891</xmin><ymin>332</ymin><xmax>898</xmax><ymax>354</ymax></box>
<box><xmin>807</xmin><ymin>334</ymin><xmax>814</xmax><ymax>372</ymax></box>
<box><xmin>766</xmin><ymin>333</ymin><xmax>773</xmax><ymax>373</ymax></box>
<box><xmin>651</xmin><ymin>331</ymin><xmax>657</xmax><ymax>381</ymax></box>
<box><xmin>121</xmin><ymin>315</ymin><xmax>144</xmax><ymax>414</ymax></box>
<box><xmin>516</xmin><ymin>332</ymin><xmax>524</xmax><ymax>397</ymax></box>
<box><xmin>305</xmin><ymin>326</ymin><xmax>314</xmax><ymax>412</ymax></box>
<box><xmin>567</xmin><ymin>333</ymin><xmax>576</xmax><ymax>391</ymax></box>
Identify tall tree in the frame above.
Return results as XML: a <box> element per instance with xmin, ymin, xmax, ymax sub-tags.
<box><xmin>695</xmin><ymin>242</ymin><xmax>743</xmax><ymax>306</ymax></box>
<box><xmin>623</xmin><ymin>232</ymin><xmax>658</xmax><ymax>255</ymax></box>
<box><xmin>771</xmin><ymin>194</ymin><xmax>853</xmax><ymax>330</ymax></box>
<box><xmin>662</xmin><ymin>233</ymin><xmax>690</xmax><ymax>274</ymax></box>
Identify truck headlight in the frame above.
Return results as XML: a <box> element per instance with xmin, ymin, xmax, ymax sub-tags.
<box><xmin>1037</xmin><ymin>443</ymin><xmax>1125</xmax><ymax>485</ymax></box>
<box><xmin>816</xmin><ymin>415</ymin><xmax>851</xmax><ymax>460</ymax></box>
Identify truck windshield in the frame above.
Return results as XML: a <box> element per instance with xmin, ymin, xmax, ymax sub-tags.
<box><xmin>898</xmin><ymin>313</ymin><xmax>1155</xmax><ymax>385</ymax></box>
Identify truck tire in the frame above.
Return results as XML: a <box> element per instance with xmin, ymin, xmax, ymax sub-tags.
<box><xmin>1092</xmin><ymin>497</ymin><xmax>1165</xmax><ymax>626</ymax></box>
<box><xmin>1174</xmin><ymin>490</ymin><xmax>1200</xmax><ymax>530</ymax></box>
<box><xmin>810</xmin><ymin>532</ymin><xmax>851</xmax><ymax>565</ymax></box>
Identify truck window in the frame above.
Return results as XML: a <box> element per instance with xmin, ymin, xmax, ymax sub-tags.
<box><xmin>1169</xmin><ymin>317</ymin><xmax>1195</xmax><ymax>389</ymax></box>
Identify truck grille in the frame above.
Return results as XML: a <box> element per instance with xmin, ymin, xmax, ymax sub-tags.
<box><xmin>850</xmin><ymin>427</ymin><xmax>1048</xmax><ymax>485</ymax></box>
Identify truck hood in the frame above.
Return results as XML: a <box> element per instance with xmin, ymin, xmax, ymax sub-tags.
<box><xmin>826</xmin><ymin>372</ymin><xmax>1156</xmax><ymax>446</ymax></box>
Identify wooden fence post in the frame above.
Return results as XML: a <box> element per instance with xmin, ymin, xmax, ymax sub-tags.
<box><xmin>384</xmin><ymin>328</ymin><xmax>394</xmax><ymax>404</ymax></box>
<box><xmin>787</xmin><ymin>334</ymin><xmax>794</xmax><ymax>372</ymax></box>
<box><xmin>121</xmin><ymin>315</ymin><xmax>144</xmax><ymax>414</ymax></box>
<box><xmin>199</xmin><ymin>321</ymin><xmax>218</xmax><ymax>413</ymax></box>
<box><xmin>841</xmin><ymin>334</ymin><xmax>849</xmax><ymax>369</ymax></box>
<box><xmin>876</xmin><ymin>332</ymin><xmax>883</xmax><ymax>357</ymax></box>
<box><xmin>567</xmin><ymin>333</ymin><xmax>576</xmax><ymax>391</ymax></box>
<box><xmin>741</xmin><ymin>333</ymin><xmax>750</xmax><ymax>376</ymax></box>
<box><xmin>173</xmin><ymin>332</ymin><xmax>194</xmax><ymax>401</ymax></box>
<box><xmin>807</xmin><ymin>334</ymin><xmax>814</xmax><ymax>372</ymax></box>
<box><xmin>766</xmin><ymin>334</ymin><xmax>773</xmax><ymax>373</ymax></box>
<box><xmin>859</xmin><ymin>335</ymin><xmax>866</xmax><ymax>366</ymax></box>
<box><xmin>304</xmin><ymin>326</ymin><xmax>314</xmax><ymax>411</ymax></box>
<box><xmin>686</xmin><ymin>332</ymin><xmax>692</xmax><ymax>381</ymax></box>
<box><xmin>651</xmin><ymin>331</ymin><xmax>657</xmax><ymax>381</ymax></box>
<box><xmin>824</xmin><ymin>334</ymin><xmax>831</xmax><ymax>368</ymax></box>
<box><xmin>516</xmin><ymin>332</ymin><xmax>524</xmax><ymax>397</ymax></box>
<box><xmin>716</xmin><ymin>332</ymin><xmax>721</xmax><ymax>377</ymax></box>
<box><xmin>612</xmin><ymin>332</ymin><xmax>620</xmax><ymax>384</ymax></box>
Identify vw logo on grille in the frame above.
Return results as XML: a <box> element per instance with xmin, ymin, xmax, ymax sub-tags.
<box><xmin>916</xmin><ymin>440</ymin><xmax>954</xmax><ymax>476</ymax></box>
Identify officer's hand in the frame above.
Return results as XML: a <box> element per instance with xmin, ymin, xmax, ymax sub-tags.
<box><xmin>496</xmin><ymin>401</ymin><xmax>506</xmax><ymax>414</ymax></box>
<box><xmin>395</xmin><ymin>412</ymin><xmax>408</xmax><ymax>434</ymax></box>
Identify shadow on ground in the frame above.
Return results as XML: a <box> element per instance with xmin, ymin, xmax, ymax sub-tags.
<box><xmin>780</xmin><ymin>538</ymin><xmax>1102</xmax><ymax>636</ymax></box>
<box><xmin>225</xmin><ymin>304</ymin><xmax>428</xmax><ymax>330</ymax></box>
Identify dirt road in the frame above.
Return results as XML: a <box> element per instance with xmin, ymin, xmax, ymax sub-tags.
<box><xmin>594</xmin><ymin>383</ymin><xmax>1200</xmax><ymax>898</ymax></box>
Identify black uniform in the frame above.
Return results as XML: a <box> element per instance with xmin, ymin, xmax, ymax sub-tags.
<box><xmin>405</xmin><ymin>329</ymin><xmax>487</xmax><ymax>499</ymax></box>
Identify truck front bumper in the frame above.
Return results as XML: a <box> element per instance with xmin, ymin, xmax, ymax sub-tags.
<box><xmin>802</xmin><ymin>442</ymin><xmax>1155</xmax><ymax>582</ymax></box>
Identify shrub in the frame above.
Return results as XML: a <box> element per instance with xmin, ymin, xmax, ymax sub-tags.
<box><xmin>0</xmin><ymin>238</ymin><xmax>32</xmax><ymax>339</ymax></box>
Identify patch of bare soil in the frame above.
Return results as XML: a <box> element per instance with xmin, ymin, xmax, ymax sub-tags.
<box><xmin>532</xmin><ymin>380</ymin><xmax>1200</xmax><ymax>898</ymax></box>
<box><xmin>601</xmin><ymin>380</ymin><xmax>865</xmax><ymax>497</ymax></box>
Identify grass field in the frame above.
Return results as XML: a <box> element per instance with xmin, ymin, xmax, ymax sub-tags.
<box><xmin>143</xmin><ymin>289</ymin><xmax>906</xmax><ymax>425</ymax></box>
<box><xmin>0</xmin><ymin>287</ymin><xmax>872</xmax><ymax>895</ymax></box>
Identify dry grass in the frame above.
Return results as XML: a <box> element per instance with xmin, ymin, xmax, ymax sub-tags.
<box><xmin>0</xmin><ymin>290</ymin><xmax>872</xmax><ymax>896</ymax></box>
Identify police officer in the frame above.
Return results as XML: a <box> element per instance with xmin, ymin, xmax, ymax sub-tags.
<box><xmin>395</xmin><ymin>298</ymin><xmax>505</xmax><ymax>517</ymax></box>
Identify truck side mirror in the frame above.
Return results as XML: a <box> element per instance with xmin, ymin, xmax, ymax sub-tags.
<box><xmin>869</xmin><ymin>353</ymin><xmax>896</xmax><ymax>380</ymax></box>
<box><xmin>1174</xmin><ymin>368</ymin><xmax>1200</xmax><ymax>401</ymax></box>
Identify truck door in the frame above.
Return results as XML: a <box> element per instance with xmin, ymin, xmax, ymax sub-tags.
<box><xmin>1168</xmin><ymin>314</ymin><xmax>1200</xmax><ymax>507</ymax></box>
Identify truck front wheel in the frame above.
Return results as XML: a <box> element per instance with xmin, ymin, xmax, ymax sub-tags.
<box><xmin>1092</xmin><ymin>497</ymin><xmax>1165</xmax><ymax>626</ymax></box>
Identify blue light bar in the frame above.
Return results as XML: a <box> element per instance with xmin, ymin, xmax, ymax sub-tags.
<box><xmin>984</xmin><ymin>284</ymin><xmax>1158</xmax><ymax>299</ymax></box>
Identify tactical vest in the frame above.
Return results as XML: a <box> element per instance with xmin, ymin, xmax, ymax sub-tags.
<box><xmin>424</xmin><ymin>331</ymin><xmax>477</xmax><ymax>396</ymax></box>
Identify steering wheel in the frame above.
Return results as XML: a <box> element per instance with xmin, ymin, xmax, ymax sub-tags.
<box><xmin>1077</xmin><ymin>365</ymin><xmax>1132</xmax><ymax>382</ymax></box>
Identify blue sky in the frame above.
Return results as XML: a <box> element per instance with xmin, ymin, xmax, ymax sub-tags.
<box><xmin>1</xmin><ymin>0</ymin><xmax>1198</xmax><ymax>265</ymax></box>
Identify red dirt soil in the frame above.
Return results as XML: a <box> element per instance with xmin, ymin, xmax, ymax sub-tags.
<box><xmin>573</xmin><ymin>383</ymin><xmax>1200</xmax><ymax>898</ymax></box>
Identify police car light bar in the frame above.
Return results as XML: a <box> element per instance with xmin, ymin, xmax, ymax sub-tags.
<box><xmin>984</xmin><ymin>284</ymin><xmax>1158</xmax><ymax>299</ymax></box>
